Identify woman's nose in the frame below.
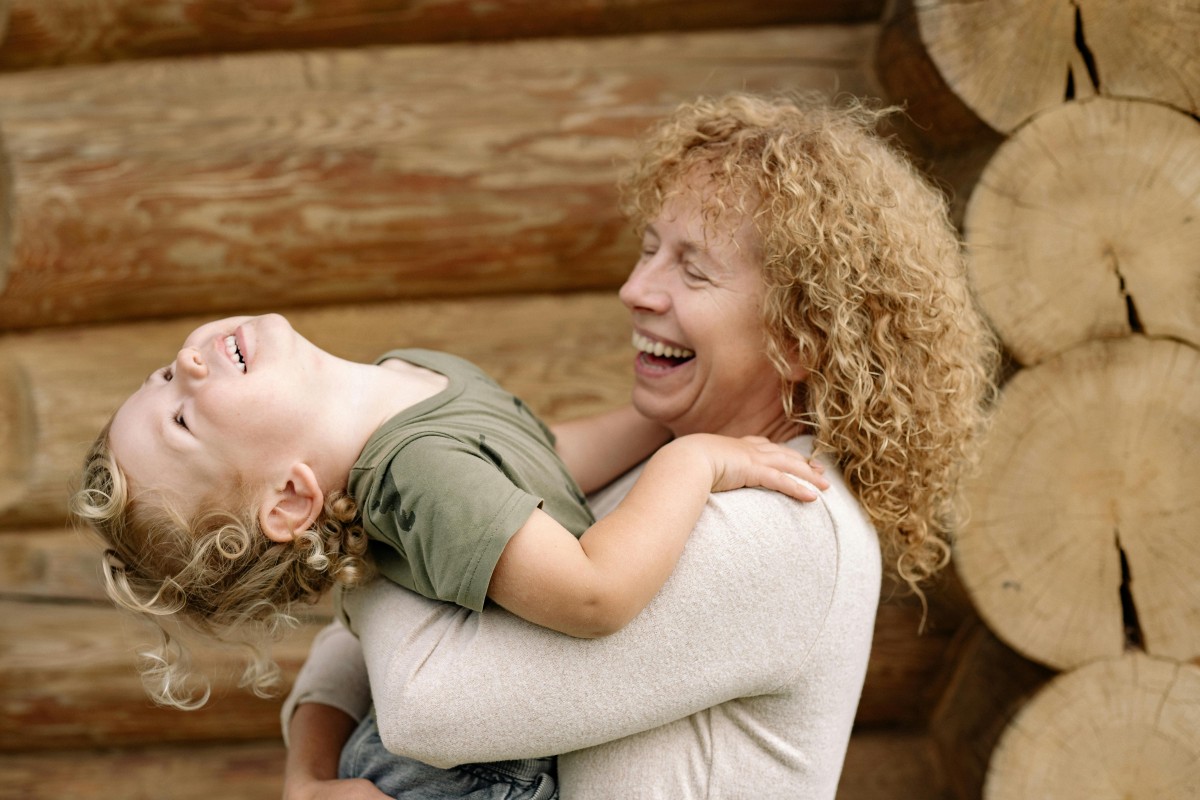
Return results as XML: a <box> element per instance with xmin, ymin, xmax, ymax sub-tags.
<box><xmin>175</xmin><ymin>346</ymin><xmax>208</xmax><ymax>380</ymax></box>
<box><xmin>619</xmin><ymin>262</ymin><xmax>670</xmax><ymax>314</ymax></box>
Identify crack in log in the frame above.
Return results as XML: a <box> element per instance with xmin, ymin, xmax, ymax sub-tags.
<box><xmin>1105</xmin><ymin>244</ymin><xmax>1144</xmax><ymax>332</ymax></box>
<box><xmin>1116</xmin><ymin>530</ymin><xmax>1145</xmax><ymax>651</ymax></box>
<box><xmin>1066</xmin><ymin>3</ymin><xmax>1102</xmax><ymax>99</ymax></box>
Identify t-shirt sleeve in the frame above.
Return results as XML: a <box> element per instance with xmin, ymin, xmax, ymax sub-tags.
<box><xmin>359</xmin><ymin>434</ymin><xmax>542</xmax><ymax>612</ymax></box>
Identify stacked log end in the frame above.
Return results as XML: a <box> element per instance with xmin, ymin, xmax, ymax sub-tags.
<box><xmin>914</xmin><ymin>0</ymin><xmax>1200</xmax><ymax>133</ymax></box>
<box><xmin>879</xmin><ymin>1</ymin><xmax>1200</xmax><ymax>797</ymax></box>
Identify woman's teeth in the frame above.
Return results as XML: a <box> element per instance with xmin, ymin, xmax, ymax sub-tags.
<box><xmin>224</xmin><ymin>335</ymin><xmax>247</xmax><ymax>373</ymax></box>
<box><xmin>632</xmin><ymin>332</ymin><xmax>694</xmax><ymax>359</ymax></box>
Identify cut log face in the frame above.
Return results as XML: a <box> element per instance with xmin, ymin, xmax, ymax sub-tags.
<box><xmin>956</xmin><ymin>337</ymin><xmax>1200</xmax><ymax>671</ymax></box>
<box><xmin>984</xmin><ymin>654</ymin><xmax>1200</xmax><ymax>800</ymax></box>
<box><xmin>964</xmin><ymin>98</ymin><xmax>1200</xmax><ymax>366</ymax></box>
<box><xmin>916</xmin><ymin>0</ymin><xmax>1200</xmax><ymax>132</ymax></box>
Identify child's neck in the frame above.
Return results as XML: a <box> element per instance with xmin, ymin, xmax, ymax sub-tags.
<box><xmin>318</xmin><ymin>356</ymin><xmax>449</xmax><ymax>487</ymax></box>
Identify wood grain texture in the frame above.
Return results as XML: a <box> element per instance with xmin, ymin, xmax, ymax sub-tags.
<box><xmin>986</xmin><ymin>655</ymin><xmax>1200</xmax><ymax>800</ymax></box>
<box><xmin>0</xmin><ymin>728</ymin><xmax>944</xmax><ymax>799</ymax></box>
<box><xmin>929</xmin><ymin>624</ymin><xmax>1054</xmax><ymax>800</ymax></box>
<box><xmin>957</xmin><ymin>337</ymin><xmax>1200</xmax><ymax>671</ymax></box>
<box><xmin>0</xmin><ymin>520</ymin><xmax>968</xmax><ymax>749</ymax></box>
<box><xmin>0</xmin><ymin>291</ymin><xmax>633</xmax><ymax>528</ymax></box>
<box><xmin>916</xmin><ymin>0</ymin><xmax>1200</xmax><ymax>132</ymax></box>
<box><xmin>965</xmin><ymin>98</ymin><xmax>1200</xmax><ymax>366</ymax></box>
<box><xmin>0</xmin><ymin>0</ymin><xmax>886</xmax><ymax>70</ymax></box>
<box><xmin>0</xmin><ymin>25</ymin><xmax>876</xmax><ymax>330</ymax></box>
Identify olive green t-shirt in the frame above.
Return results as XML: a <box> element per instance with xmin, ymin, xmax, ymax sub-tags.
<box><xmin>347</xmin><ymin>349</ymin><xmax>594</xmax><ymax>612</ymax></box>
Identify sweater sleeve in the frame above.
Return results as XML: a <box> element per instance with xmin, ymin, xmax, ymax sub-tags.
<box><xmin>279</xmin><ymin>619</ymin><xmax>372</xmax><ymax>747</ymax></box>
<box><xmin>341</xmin><ymin>485</ymin><xmax>841</xmax><ymax>768</ymax></box>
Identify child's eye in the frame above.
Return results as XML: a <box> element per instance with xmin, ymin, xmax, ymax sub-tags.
<box><xmin>160</xmin><ymin>366</ymin><xmax>174</xmax><ymax>382</ymax></box>
<box><xmin>174</xmin><ymin>410</ymin><xmax>189</xmax><ymax>431</ymax></box>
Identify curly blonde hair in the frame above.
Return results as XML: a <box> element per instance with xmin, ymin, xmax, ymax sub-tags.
<box><xmin>622</xmin><ymin>92</ymin><xmax>999</xmax><ymax>593</ymax></box>
<box><xmin>70</xmin><ymin>419</ymin><xmax>372</xmax><ymax>710</ymax></box>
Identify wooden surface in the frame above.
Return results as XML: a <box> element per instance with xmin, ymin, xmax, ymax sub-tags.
<box><xmin>956</xmin><ymin>337</ymin><xmax>1200</xmax><ymax>671</ymax></box>
<box><xmin>0</xmin><ymin>24</ymin><xmax>876</xmax><ymax>331</ymax></box>
<box><xmin>0</xmin><ymin>0</ymin><xmax>886</xmax><ymax>70</ymax></box>
<box><xmin>915</xmin><ymin>0</ymin><xmax>1200</xmax><ymax>132</ymax></box>
<box><xmin>929</xmin><ymin>625</ymin><xmax>1054</xmax><ymax>800</ymax></box>
<box><xmin>0</xmin><ymin>522</ymin><xmax>963</xmax><ymax>749</ymax></box>
<box><xmin>964</xmin><ymin>98</ymin><xmax>1200</xmax><ymax>366</ymax></box>
<box><xmin>0</xmin><ymin>729</ymin><xmax>944</xmax><ymax>800</ymax></box>
<box><xmin>985</xmin><ymin>655</ymin><xmax>1200</xmax><ymax>800</ymax></box>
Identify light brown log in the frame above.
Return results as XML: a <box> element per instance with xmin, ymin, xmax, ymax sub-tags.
<box><xmin>0</xmin><ymin>728</ymin><xmax>944</xmax><ymax>800</ymax></box>
<box><xmin>956</xmin><ymin>337</ymin><xmax>1200</xmax><ymax>671</ymax></box>
<box><xmin>0</xmin><ymin>291</ymin><xmax>633</xmax><ymax>529</ymax></box>
<box><xmin>0</xmin><ymin>599</ymin><xmax>325</xmax><ymax>752</ymax></box>
<box><xmin>0</xmin><ymin>593</ymin><xmax>955</xmax><ymax>750</ymax></box>
<box><xmin>929</xmin><ymin>624</ymin><xmax>1055</xmax><ymax>800</ymax></box>
<box><xmin>871</xmin><ymin>0</ymin><xmax>1000</xmax><ymax>157</ymax></box>
<box><xmin>985</xmin><ymin>654</ymin><xmax>1200</xmax><ymax>800</ymax></box>
<box><xmin>0</xmin><ymin>25</ymin><xmax>875</xmax><ymax>331</ymax></box>
<box><xmin>0</xmin><ymin>528</ymin><xmax>964</xmax><ymax>749</ymax></box>
<box><xmin>915</xmin><ymin>0</ymin><xmax>1200</xmax><ymax>133</ymax></box>
<box><xmin>965</xmin><ymin>98</ymin><xmax>1200</xmax><ymax>366</ymax></box>
<box><xmin>0</xmin><ymin>0</ymin><xmax>886</xmax><ymax>70</ymax></box>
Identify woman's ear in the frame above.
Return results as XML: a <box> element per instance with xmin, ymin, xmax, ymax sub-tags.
<box><xmin>259</xmin><ymin>463</ymin><xmax>324</xmax><ymax>544</ymax></box>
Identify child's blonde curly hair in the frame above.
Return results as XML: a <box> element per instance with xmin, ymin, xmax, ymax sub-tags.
<box><xmin>622</xmin><ymin>91</ymin><xmax>999</xmax><ymax>594</ymax></box>
<box><xmin>71</xmin><ymin>419</ymin><xmax>372</xmax><ymax>710</ymax></box>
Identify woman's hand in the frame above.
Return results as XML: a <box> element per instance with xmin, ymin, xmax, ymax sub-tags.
<box><xmin>680</xmin><ymin>434</ymin><xmax>829</xmax><ymax>501</ymax></box>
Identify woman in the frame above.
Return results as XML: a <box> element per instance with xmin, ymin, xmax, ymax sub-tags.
<box><xmin>282</xmin><ymin>92</ymin><xmax>997</xmax><ymax>799</ymax></box>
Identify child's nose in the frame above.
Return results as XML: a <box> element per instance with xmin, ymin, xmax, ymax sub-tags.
<box><xmin>176</xmin><ymin>347</ymin><xmax>208</xmax><ymax>380</ymax></box>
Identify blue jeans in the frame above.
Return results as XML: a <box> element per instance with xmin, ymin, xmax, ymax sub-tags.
<box><xmin>339</xmin><ymin>710</ymin><xmax>558</xmax><ymax>800</ymax></box>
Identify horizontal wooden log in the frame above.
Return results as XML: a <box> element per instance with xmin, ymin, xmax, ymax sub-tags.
<box><xmin>957</xmin><ymin>337</ymin><xmax>1200</xmax><ymax>671</ymax></box>
<box><xmin>929</xmin><ymin>624</ymin><xmax>1054</xmax><ymax>800</ymax></box>
<box><xmin>0</xmin><ymin>575</ymin><xmax>965</xmax><ymax>751</ymax></box>
<box><xmin>0</xmin><ymin>728</ymin><xmax>942</xmax><ymax>800</ymax></box>
<box><xmin>0</xmin><ymin>25</ymin><xmax>876</xmax><ymax>330</ymax></box>
<box><xmin>0</xmin><ymin>598</ymin><xmax>326</xmax><ymax>752</ymax></box>
<box><xmin>0</xmin><ymin>292</ymin><xmax>633</xmax><ymax>529</ymax></box>
<box><xmin>0</xmin><ymin>0</ymin><xmax>886</xmax><ymax>71</ymax></box>
<box><xmin>965</xmin><ymin>98</ymin><xmax>1200</xmax><ymax>366</ymax></box>
<box><xmin>916</xmin><ymin>0</ymin><xmax>1200</xmax><ymax>132</ymax></box>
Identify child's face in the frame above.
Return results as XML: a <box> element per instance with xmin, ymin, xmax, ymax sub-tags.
<box><xmin>108</xmin><ymin>313</ymin><xmax>329</xmax><ymax>514</ymax></box>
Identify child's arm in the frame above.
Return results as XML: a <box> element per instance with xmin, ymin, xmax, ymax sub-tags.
<box><xmin>488</xmin><ymin>433</ymin><xmax>827</xmax><ymax>638</ymax></box>
<box><xmin>550</xmin><ymin>405</ymin><xmax>673</xmax><ymax>494</ymax></box>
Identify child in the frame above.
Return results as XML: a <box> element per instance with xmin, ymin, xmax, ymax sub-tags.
<box><xmin>72</xmin><ymin>313</ymin><xmax>823</xmax><ymax>793</ymax></box>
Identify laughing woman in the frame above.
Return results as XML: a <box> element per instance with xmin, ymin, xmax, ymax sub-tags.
<box><xmin>282</xmin><ymin>92</ymin><xmax>998</xmax><ymax>800</ymax></box>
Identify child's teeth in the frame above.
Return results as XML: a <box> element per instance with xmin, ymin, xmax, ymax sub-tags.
<box><xmin>224</xmin><ymin>335</ymin><xmax>246</xmax><ymax>372</ymax></box>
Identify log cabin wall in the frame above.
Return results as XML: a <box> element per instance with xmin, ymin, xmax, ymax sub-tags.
<box><xmin>0</xmin><ymin>1</ymin><xmax>1193</xmax><ymax>798</ymax></box>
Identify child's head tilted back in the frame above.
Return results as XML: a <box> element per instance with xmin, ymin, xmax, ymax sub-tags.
<box><xmin>70</xmin><ymin>314</ymin><xmax>371</xmax><ymax>709</ymax></box>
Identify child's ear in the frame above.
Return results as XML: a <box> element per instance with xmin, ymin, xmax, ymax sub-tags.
<box><xmin>260</xmin><ymin>463</ymin><xmax>324</xmax><ymax>544</ymax></box>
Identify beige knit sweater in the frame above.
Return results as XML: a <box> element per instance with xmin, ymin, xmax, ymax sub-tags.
<box><xmin>283</xmin><ymin>436</ymin><xmax>881</xmax><ymax>799</ymax></box>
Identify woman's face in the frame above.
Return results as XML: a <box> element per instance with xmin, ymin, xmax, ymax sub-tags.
<box><xmin>619</xmin><ymin>191</ymin><xmax>796</xmax><ymax>440</ymax></box>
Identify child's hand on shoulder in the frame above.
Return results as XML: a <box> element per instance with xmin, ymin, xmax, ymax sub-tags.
<box><xmin>674</xmin><ymin>433</ymin><xmax>829</xmax><ymax>502</ymax></box>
